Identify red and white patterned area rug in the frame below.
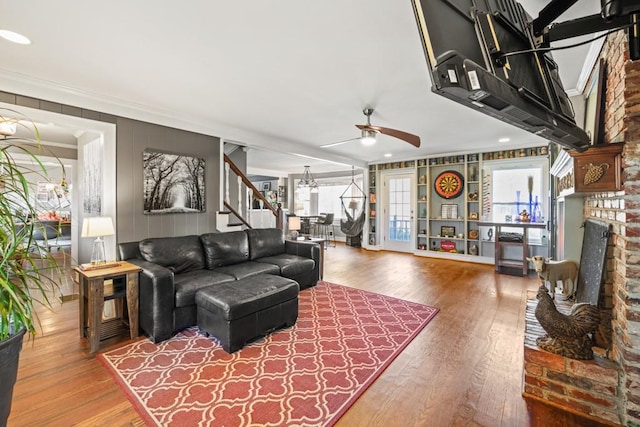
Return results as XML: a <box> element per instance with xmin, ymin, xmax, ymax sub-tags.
<box><xmin>98</xmin><ymin>281</ymin><xmax>438</xmax><ymax>426</ymax></box>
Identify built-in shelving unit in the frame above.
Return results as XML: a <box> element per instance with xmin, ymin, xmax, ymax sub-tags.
<box><xmin>416</xmin><ymin>160</ymin><xmax>429</xmax><ymax>251</ymax></box>
<box><xmin>466</xmin><ymin>156</ymin><xmax>480</xmax><ymax>256</ymax></box>
<box><xmin>367</xmin><ymin>164</ymin><xmax>377</xmax><ymax>246</ymax></box>
<box><xmin>427</xmin><ymin>155</ymin><xmax>468</xmax><ymax>256</ymax></box>
<box><xmin>365</xmin><ymin>147</ymin><xmax>548</xmax><ymax>264</ymax></box>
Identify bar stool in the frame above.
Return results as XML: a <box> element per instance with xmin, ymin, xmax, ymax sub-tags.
<box><xmin>315</xmin><ymin>213</ymin><xmax>336</xmax><ymax>247</ymax></box>
<box><xmin>311</xmin><ymin>213</ymin><xmax>325</xmax><ymax>237</ymax></box>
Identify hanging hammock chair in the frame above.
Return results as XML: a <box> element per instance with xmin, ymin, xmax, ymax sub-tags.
<box><xmin>339</xmin><ymin>168</ymin><xmax>366</xmax><ymax>237</ymax></box>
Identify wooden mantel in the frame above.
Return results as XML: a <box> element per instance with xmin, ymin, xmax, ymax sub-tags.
<box><xmin>550</xmin><ymin>144</ymin><xmax>623</xmax><ymax>197</ymax></box>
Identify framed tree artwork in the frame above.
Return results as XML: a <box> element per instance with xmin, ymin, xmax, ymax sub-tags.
<box><xmin>83</xmin><ymin>138</ymin><xmax>103</xmax><ymax>214</ymax></box>
<box><xmin>143</xmin><ymin>150</ymin><xmax>205</xmax><ymax>214</ymax></box>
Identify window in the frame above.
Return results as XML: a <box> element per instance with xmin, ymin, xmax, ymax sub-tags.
<box><xmin>294</xmin><ymin>185</ymin><xmax>311</xmax><ymax>216</ymax></box>
<box><xmin>487</xmin><ymin>159</ymin><xmax>548</xmax><ymax>243</ymax></box>
<box><xmin>492</xmin><ymin>167</ymin><xmax>543</xmax><ymax>222</ymax></box>
<box><xmin>293</xmin><ymin>175</ymin><xmax>364</xmax><ymax>219</ymax></box>
<box><xmin>387</xmin><ymin>177</ymin><xmax>411</xmax><ymax>242</ymax></box>
<box><xmin>318</xmin><ymin>184</ymin><xmax>348</xmax><ymax>219</ymax></box>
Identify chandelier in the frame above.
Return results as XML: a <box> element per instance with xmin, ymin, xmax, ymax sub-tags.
<box><xmin>297</xmin><ymin>165</ymin><xmax>319</xmax><ymax>193</ymax></box>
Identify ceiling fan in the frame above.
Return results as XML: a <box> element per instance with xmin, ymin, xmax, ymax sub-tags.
<box><xmin>320</xmin><ymin>108</ymin><xmax>421</xmax><ymax>149</ymax></box>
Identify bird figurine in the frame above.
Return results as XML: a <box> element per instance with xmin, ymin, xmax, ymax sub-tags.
<box><xmin>534</xmin><ymin>285</ymin><xmax>601</xmax><ymax>360</ymax></box>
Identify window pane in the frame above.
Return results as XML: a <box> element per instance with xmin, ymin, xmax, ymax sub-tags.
<box><xmin>317</xmin><ymin>184</ymin><xmax>348</xmax><ymax>219</ymax></box>
<box><xmin>491</xmin><ymin>165</ymin><xmax>544</xmax><ymax>241</ymax></box>
<box><xmin>294</xmin><ymin>185</ymin><xmax>311</xmax><ymax>216</ymax></box>
<box><xmin>388</xmin><ymin>177</ymin><xmax>411</xmax><ymax>242</ymax></box>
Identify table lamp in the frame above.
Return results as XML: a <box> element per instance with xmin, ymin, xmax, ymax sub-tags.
<box><xmin>288</xmin><ymin>216</ymin><xmax>301</xmax><ymax>240</ymax></box>
<box><xmin>81</xmin><ymin>216</ymin><xmax>115</xmax><ymax>265</ymax></box>
<box><xmin>348</xmin><ymin>199</ymin><xmax>359</xmax><ymax>218</ymax></box>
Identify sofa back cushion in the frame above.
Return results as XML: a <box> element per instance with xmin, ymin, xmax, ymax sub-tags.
<box><xmin>200</xmin><ymin>231</ymin><xmax>249</xmax><ymax>269</ymax></box>
<box><xmin>246</xmin><ymin>228</ymin><xmax>285</xmax><ymax>260</ymax></box>
<box><xmin>139</xmin><ymin>235</ymin><xmax>205</xmax><ymax>274</ymax></box>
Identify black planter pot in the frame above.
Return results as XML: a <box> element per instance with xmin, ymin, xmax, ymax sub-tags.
<box><xmin>0</xmin><ymin>328</ymin><xmax>26</xmax><ymax>427</ymax></box>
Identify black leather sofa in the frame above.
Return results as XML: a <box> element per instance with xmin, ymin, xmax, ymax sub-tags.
<box><xmin>118</xmin><ymin>228</ymin><xmax>321</xmax><ymax>343</ymax></box>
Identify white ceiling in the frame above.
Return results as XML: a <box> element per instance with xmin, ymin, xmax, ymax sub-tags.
<box><xmin>0</xmin><ymin>0</ymin><xmax>603</xmax><ymax>175</ymax></box>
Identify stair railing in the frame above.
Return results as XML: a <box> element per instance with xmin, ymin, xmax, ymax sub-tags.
<box><xmin>223</xmin><ymin>154</ymin><xmax>284</xmax><ymax>230</ymax></box>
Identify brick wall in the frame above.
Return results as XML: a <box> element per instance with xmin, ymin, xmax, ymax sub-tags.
<box><xmin>524</xmin><ymin>297</ymin><xmax>621</xmax><ymax>424</ymax></box>
<box><xmin>523</xmin><ymin>29</ymin><xmax>640</xmax><ymax>425</ymax></box>
<box><xmin>585</xmin><ymin>30</ymin><xmax>640</xmax><ymax>425</ymax></box>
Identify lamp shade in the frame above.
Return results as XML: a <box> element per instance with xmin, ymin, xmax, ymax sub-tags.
<box><xmin>0</xmin><ymin>119</ymin><xmax>18</xmax><ymax>136</ymax></box>
<box><xmin>81</xmin><ymin>217</ymin><xmax>115</xmax><ymax>238</ymax></box>
<box><xmin>288</xmin><ymin>216</ymin><xmax>301</xmax><ymax>231</ymax></box>
<box><xmin>348</xmin><ymin>199</ymin><xmax>359</xmax><ymax>210</ymax></box>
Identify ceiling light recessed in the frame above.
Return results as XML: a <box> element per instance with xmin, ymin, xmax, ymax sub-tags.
<box><xmin>0</xmin><ymin>29</ymin><xmax>31</xmax><ymax>45</ymax></box>
<box><xmin>384</xmin><ymin>153</ymin><xmax>392</xmax><ymax>158</ymax></box>
<box><xmin>498</xmin><ymin>137</ymin><xmax>510</xmax><ymax>143</ymax></box>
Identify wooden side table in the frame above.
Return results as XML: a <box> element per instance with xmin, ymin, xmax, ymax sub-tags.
<box><xmin>72</xmin><ymin>261</ymin><xmax>142</xmax><ymax>353</ymax></box>
<box><xmin>479</xmin><ymin>221</ymin><xmax>546</xmax><ymax>276</ymax></box>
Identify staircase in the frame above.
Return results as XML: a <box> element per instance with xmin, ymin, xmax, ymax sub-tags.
<box><xmin>218</xmin><ymin>154</ymin><xmax>284</xmax><ymax>232</ymax></box>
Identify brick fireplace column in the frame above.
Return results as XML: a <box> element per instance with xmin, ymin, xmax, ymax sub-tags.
<box><xmin>523</xmin><ymin>30</ymin><xmax>640</xmax><ymax>425</ymax></box>
<box><xmin>523</xmin><ymin>297</ymin><xmax>621</xmax><ymax>424</ymax></box>
<box><xmin>572</xmin><ymin>31</ymin><xmax>640</xmax><ymax>425</ymax></box>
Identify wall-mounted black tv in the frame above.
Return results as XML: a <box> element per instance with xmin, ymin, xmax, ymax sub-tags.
<box><xmin>412</xmin><ymin>0</ymin><xmax>591</xmax><ymax>151</ymax></box>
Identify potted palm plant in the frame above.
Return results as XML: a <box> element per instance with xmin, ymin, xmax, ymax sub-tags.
<box><xmin>0</xmin><ymin>109</ymin><xmax>63</xmax><ymax>424</ymax></box>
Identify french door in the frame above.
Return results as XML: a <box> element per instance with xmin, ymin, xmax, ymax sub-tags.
<box><xmin>381</xmin><ymin>172</ymin><xmax>415</xmax><ymax>252</ymax></box>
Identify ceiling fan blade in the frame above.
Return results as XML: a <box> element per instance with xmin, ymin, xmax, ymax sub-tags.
<box><xmin>320</xmin><ymin>137</ymin><xmax>361</xmax><ymax>148</ymax></box>
<box><xmin>356</xmin><ymin>124</ymin><xmax>421</xmax><ymax>148</ymax></box>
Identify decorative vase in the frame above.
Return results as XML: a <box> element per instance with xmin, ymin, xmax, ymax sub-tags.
<box><xmin>516</xmin><ymin>190</ymin><xmax>521</xmax><ymax>216</ymax></box>
<box><xmin>533</xmin><ymin>196</ymin><xmax>542</xmax><ymax>223</ymax></box>
<box><xmin>0</xmin><ymin>328</ymin><xmax>26</xmax><ymax>425</ymax></box>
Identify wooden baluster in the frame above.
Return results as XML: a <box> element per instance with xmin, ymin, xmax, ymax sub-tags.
<box><xmin>246</xmin><ymin>186</ymin><xmax>252</xmax><ymax>228</ymax></box>
<box><xmin>237</xmin><ymin>176</ymin><xmax>242</xmax><ymax>216</ymax></box>
<box><xmin>224</xmin><ymin>162</ymin><xmax>230</xmax><ymax>205</ymax></box>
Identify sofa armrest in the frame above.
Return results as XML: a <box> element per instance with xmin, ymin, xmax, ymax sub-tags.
<box><xmin>285</xmin><ymin>240</ymin><xmax>321</xmax><ymax>286</ymax></box>
<box><xmin>285</xmin><ymin>240</ymin><xmax>320</xmax><ymax>259</ymax></box>
<box><xmin>125</xmin><ymin>259</ymin><xmax>176</xmax><ymax>343</ymax></box>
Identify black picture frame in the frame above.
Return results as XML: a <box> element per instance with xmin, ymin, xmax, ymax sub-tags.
<box><xmin>143</xmin><ymin>149</ymin><xmax>206</xmax><ymax>214</ymax></box>
<box><xmin>441</xmin><ymin>226</ymin><xmax>455</xmax><ymax>237</ymax></box>
<box><xmin>262</xmin><ymin>182</ymin><xmax>271</xmax><ymax>191</ymax></box>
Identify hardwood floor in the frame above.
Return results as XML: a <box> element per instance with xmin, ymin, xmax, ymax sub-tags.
<box><xmin>9</xmin><ymin>245</ymin><xmax>540</xmax><ymax>426</ymax></box>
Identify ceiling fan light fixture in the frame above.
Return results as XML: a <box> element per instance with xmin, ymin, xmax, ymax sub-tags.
<box><xmin>360</xmin><ymin>129</ymin><xmax>377</xmax><ymax>146</ymax></box>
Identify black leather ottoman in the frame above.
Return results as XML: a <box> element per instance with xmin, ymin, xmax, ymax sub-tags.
<box><xmin>195</xmin><ymin>274</ymin><xmax>299</xmax><ymax>353</ymax></box>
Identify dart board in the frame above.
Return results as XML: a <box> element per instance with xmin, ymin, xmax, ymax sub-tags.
<box><xmin>434</xmin><ymin>170</ymin><xmax>464</xmax><ymax>199</ymax></box>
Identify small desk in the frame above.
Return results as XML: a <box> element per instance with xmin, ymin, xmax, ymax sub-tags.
<box><xmin>73</xmin><ymin>261</ymin><xmax>141</xmax><ymax>353</ymax></box>
<box><xmin>479</xmin><ymin>221</ymin><xmax>546</xmax><ymax>276</ymax></box>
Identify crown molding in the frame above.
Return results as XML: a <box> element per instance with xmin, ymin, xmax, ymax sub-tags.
<box><xmin>0</xmin><ymin>69</ymin><xmax>366</xmax><ymax>171</ymax></box>
<box><xmin>573</xmin><ymin>35</ymin><xmax>605</xmax><ymax>95</ymax></box>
